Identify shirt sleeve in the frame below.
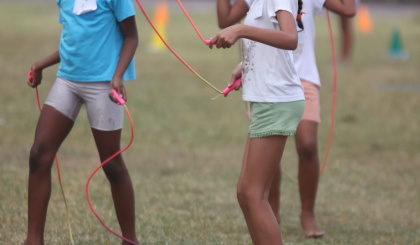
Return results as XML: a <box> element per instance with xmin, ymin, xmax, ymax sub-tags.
<box><xmin>268</xmin><ymin>0</ymin><xmax>297</xmax><ymax>24</ymax></box>
<box><xmin>110</xmin><ymin>0</ymin><xmax>136</xmax><ymax>22</ymax></box>
<box><xmin>313</xmin><ymin>0</ymin><xmax>326</xmax><ymax>15</ymax></box>
<box><xmin>56</xmin><ymin>0</ymin><xmax>63</xmax><ymax>23</ymax></box>
<box><xmin>243</xmin><ymin>0</ymin><xmax>254</xmax><ymax>7</ymax></box>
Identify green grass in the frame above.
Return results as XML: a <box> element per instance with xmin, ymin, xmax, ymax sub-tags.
<box><xmin>1</xmin><ymin>2</ymin><xmax>420</xmax><ymax>244</ymax></box>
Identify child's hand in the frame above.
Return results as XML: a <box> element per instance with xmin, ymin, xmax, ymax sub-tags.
<box><xmin>208</xmin><ymin>24</ymin><xmax>242</xmax><ymax>49</ymax></box>
<box><xmin>27</xmin><ymin>68</ymin><xmax>42</xmax><ymax>88</ymax></box>
<box><xmin>223</xmin><ymin>63</ymin><xmax>243</xmax><ymax>97</ymax></box>
<box><xmin>109</xmin><ymin>78</ymin><xmax>127</xmax><ymax>105</ymax></box>
<box><xmin>228</xmin><ymin>62</ymin><xmax>243</xmax><ymax>90</ymax></box>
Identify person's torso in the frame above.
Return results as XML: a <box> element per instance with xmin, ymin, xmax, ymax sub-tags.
<box><xmin>56</xmin><ymin>0</ymin><xmax>136</xmax><ymax>82</ymax></box>
<box><xmin>241</xmin><ymin>0</ymin><xmax>304</xmax><ymax>103</ymax></box>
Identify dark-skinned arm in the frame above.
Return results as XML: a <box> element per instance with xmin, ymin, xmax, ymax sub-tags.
<box><xmin>109</xmin><ymin>16</ymin><xmax>138</xmax><ymax>104</ymax></box>
<box><xmin>27</xmin><ymin>51</ymin><xmax>60</xmax><ymax>88</ymax></box>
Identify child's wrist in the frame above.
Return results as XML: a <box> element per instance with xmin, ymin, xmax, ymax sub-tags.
<box><xmin>31</xmin><ymin>63</ymin><xmax>40</xmax><ymax>72</ymax></box>
<box><xmin>236</xmin><ymin>24</ymin><xmax>246</xmax><ymax>38</ymax></box>
<box><xmin>32</xmin><ymin>60</ymin><xmax>47</xmax><ymax>72</ymax></box>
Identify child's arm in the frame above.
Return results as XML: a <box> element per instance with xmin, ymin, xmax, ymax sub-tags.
<box><xmin>110</xmin><ymin>16</ymin><xmax>138</xmax><ymax>103</ymax></box>
<box><xmin>324</xmin><ymin>0</ymin><xmax>356</xmax><ymax>17</ymax></box>
<box><xmin>217</xmin><ymin>0</ymin><xmax>250</xmax><ymax>28</ymax></box>
<box><xmin>209</xmin><ymin>10</ymin><xmax>298</xmax><ymax>50</ymax></box>
<box><xmin>27</xmin><ymin>51</ymin><xmax>60</xmax><ymax>88</ymax></box>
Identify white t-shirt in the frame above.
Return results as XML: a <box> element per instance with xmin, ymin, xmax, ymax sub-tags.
<box><xmin>293</xmin><ymin>0</ymin><xmax>326</xmax><ymax>87</ymax></box>
<box><xmin>241</xmin><ymin>0</ymin><xmax>304</xmax><ymax>103</ymax></box>
<box><xmin>244</xmin><ymin>0</ymin><xmax>326</xmax><ymax>87</ymax></box>
<box><xmin>244</xmin><ymin>0</ymin><xmax>253</xmax><ymax>7</ymax></box>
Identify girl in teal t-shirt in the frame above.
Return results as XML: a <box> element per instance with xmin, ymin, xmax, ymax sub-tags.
<box><xmin>24</xmin><ymin>0</ymin><xmax>139</xmax><ymax>244</ymax></box>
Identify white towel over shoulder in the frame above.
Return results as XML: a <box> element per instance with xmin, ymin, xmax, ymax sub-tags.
<box><xmin>73</xmin><ymin>0</ymin><xmax>97</xmax><ymax>15</ymax></box>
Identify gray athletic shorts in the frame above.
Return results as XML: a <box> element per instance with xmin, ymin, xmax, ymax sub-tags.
<box><xmin>44</xmin><ymin>77</ymin><xmax>124</xmax><ymax>131</ymax></box>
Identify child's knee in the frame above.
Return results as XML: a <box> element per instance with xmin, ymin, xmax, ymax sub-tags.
<box><xmin>237</xmin><ymin>182</ymin><xmax>260</xmax><ymax>210</ymax></box>
<box><xmin>29</xmin><ymin>144</ymin><xmax>55</xmax><ymax>173</ymax></box>
<box><xmin>296</xmin><ymin>140</ymin><xmax>318</xmax><ymax>161</ymax></box>
<box><xmin>102</xmin><ymin>160</ymin><xmax>128</xmax><ymax>183</ymax></box>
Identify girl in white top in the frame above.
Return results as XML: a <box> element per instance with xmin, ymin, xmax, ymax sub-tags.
<box><xmin>209</xmin><ymin>0</ymin><xmax>304</xmax><ymax>244</ymax></box>
<box><xmin>216</xmin><ymin>0</ymin><xmax>356</xmax><ymax>239</ymax></box>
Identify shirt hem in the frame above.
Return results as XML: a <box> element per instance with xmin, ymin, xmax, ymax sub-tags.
<box><xmin>243</xmin><ymin>95</ymin><xmax>305</xmax><ymax>103</ymax></box>
<box><xmin>57</xmin><ymin>74</ymin><xmax>136</xmax><ymax>82</ymax></box>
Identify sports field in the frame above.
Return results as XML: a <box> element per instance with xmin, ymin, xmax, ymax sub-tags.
<box><xmin>0</xmin><ymin>1</ymin><xmax>419</xmax><ymax>244</ymax></box>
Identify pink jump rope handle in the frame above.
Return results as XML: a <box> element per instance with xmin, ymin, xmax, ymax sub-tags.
<box><xmin>112</xmin><ymin>89</ymin><xmax>126</xmax><ymax>105</ymax></box>
<box><xmin>223</xmin><ymin>77</ymin><xmax>242</xmax><ymax>97</ymax></box>
<box><xmin>203</xmin><ymin>39</ymin><xmax>242</xmax><ymax>97</ymax></box>
<box><xmin>28</xmin><ymin>71</ymin><xmax>33</xmax><ymax>78</ymax></box>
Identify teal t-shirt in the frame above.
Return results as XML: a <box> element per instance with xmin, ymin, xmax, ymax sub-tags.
<box><xmin>56</xmin><ymin>0</ymin><xmax>136</xmax><ymax>82</ymax></box>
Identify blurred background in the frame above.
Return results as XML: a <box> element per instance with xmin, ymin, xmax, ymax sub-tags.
<box><xmin>0</xmin><ymin>0</ymin><xmax>419</xmax><ymax>244</ymax></box>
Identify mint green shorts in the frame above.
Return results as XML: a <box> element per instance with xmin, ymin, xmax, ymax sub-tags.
<box><xmin>249</xmin><ymin>101</ymin><xmax>305</xmax><ymax>138</ymax></box>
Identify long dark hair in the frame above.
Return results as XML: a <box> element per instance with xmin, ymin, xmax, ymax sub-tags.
<box><xmin>297</xmin><ymin>0</ymin><xmax>304</xmax><ymax>30</ymax></box>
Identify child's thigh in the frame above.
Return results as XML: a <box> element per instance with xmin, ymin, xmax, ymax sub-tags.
<box><xmin>242</xmin><ymin>136</ymin><xmax>287</xmax><ymax>191</ymax></box>
<box><xmin>81</xmin><ymin>82</ymin><xmax>124</xmax><ymax>131</ymax></box>
<box><xmin>44</xmin><ymin>77</ymin><xmax>83</xmax><ymax>122</ymax></box>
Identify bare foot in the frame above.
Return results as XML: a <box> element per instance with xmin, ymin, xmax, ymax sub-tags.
<box><xmin>122</xmin><ymin>238</ymin><xmax>139</xmax><ymax>245</ymax></box>
<box><xmin>23</xmin><ymin>238</ymin><xmax>44</xmax><ymax>245</ymax></box>
<box><xmin>300</xmin><ymin>212</ymin><xmax>325</xmax><ymax>238</ymax></box>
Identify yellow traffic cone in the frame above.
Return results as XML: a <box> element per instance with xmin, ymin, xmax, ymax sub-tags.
<box><xmin>356</xmin><ymin>4</ymin><xmax>373</xmax><ymax>33</ymax></box>
<box><xmin>149</xmin><ymin>1</ymin><xmax>169</xmax><ymax>52</ymax></box>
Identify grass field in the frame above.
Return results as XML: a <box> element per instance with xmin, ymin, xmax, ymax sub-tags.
<box><xmin>1</xmin><ymin>2</ymin><xmax>419</xmax><ymax>245</ymax></box>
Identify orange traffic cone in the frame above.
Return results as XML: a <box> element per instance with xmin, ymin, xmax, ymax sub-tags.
<box><xmin>356</xmin><ymin>4</ymin><xmax>373</xmax><ymax>33</ymax></box>
<box><xmin>149</xmin><ymin>1</ymin><xmax>169</xmax><ymax>52</ymax></box>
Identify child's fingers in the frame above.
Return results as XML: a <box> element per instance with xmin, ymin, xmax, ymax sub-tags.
<box><xmin>27</xmin><ymin>71</ymin><xmax>41</xmax><ymax>88</ymax></box>
<box><xmin>27</xmin><ymin>76</ymin><xmax>33</xmax><ymax>87</ymax></box>
<box><xmin>120</xmin><ymin>87</ymin><xmax>127</xmax><ymax>103</ymax></box>
<box><xmin>229</xmin><ymin>64</ymin><xmax>243</xmax><ymax>87</ymax></box>
<box><xmin>109</xmin><ymin>91</ymin><xmax>123</xmax><ymax>104</ymax></box>
<box><xmin>216</xmin><ymin>39</ymin><xmax>224</xmax><ymax>49</ymax></box>
<box><xmin>109</xmin><ymin>91</ymin><xmax>116</xmax><ymax>104</ymax></box>
<box><xmin>229</xmin><ymin>74</ymin><xmax>238</xmax><ymax>87</ymax></box>
<box><xmin>234</xmin><ymin>81</ymin><xmax>242</xmax><ymax>90</ymax></box>
<box><xmin>208</xmin><ymin>36</ymin><xmax>218</xmax><ymax>49</ymax></box>
<box><xmin>109</xmin><ymin>83</ymin><xmax>127</xmax><ymax>105</ymax></box>
<box><xmin>109</xmin><ymin>87</ymin><xmax>121</xmax><ymax>104</ymax></box>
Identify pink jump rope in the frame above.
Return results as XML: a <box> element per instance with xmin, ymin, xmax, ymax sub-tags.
<box><xmin>135</xmin><ymin>0</ymin><xmax>242</xmax><ymax>97</ymax></box>
<box><xmin>29</xmin><ymin>2</ymin><xmax>337</xmax><ymax>244</ymax></box>
<box><xmin>84</xmin><ymin>90</ymin><xmax>138</xmax><ymax>245</ymax></box>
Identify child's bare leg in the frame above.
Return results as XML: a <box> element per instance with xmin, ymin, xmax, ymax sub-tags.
<box><xmin>91</xmin><ymin>129</ymin><xmax>138</xmax><ymax>245</ymax></box>
<box><xmin>25</xmin><ymin>105</ymin><xmax>74</xmax><ymax>245</ymax></box>
<box><xmin>295</xmin><ymin>120</ymin><xmax>324</xmax><ymax>238</ymax></box>
<box><xmin>268</xmin><ymin>168</ymin><xmax>281</xmax><ymax>223</ymax></box>
<box><xmin>237</xmin><ymin>135</ymin><xmax>287</xmax><ymax>245</ymax></box>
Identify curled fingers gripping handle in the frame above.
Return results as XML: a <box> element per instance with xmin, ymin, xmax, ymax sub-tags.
<box><xmin>112</xmin><ymin>89</ymin><xmax>126</xmax><ymax>105</ymax></box>
<box><xmin>222</xmin><ymin>77</ymin><xmax>242</xmax><ymax>97</ymax></box>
